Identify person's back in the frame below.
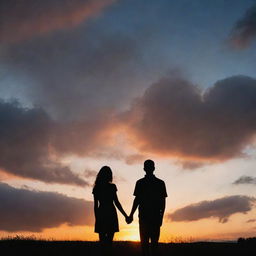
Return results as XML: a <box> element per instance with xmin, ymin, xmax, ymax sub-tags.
<box><xmin>93</xmin><ymin>183</ymin><xmax>117</xmax><ymax>206</ymax></box>
<box><xmin>93</xmin><ymin>174</ymin><xmax>119</xmax><ymax>235</ymax></box>
<box><xmin>135</xmin><ymin>175</ymin><xmax>167</xmax><ymax>225</ymax></box>
<box><xmin>93</xmin><ymin>166</ymin><xmax>129</xmax><ymax>255</ymax></box>
<box><xmin>128</xmin><ymin>160</ymin><xmax>167</xmax><ymax>256</ymax></box>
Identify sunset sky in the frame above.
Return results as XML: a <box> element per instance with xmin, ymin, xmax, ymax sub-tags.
<box><xmin>1</xmin><ymin>0</ymin><xmax>256</xmax><ymax>242</ymax></box>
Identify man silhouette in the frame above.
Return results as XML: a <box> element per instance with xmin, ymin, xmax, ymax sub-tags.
<box><xmin>128</xmin><ymin>160</ymin><xmax>167</xmax><ymax>256</ymax></box>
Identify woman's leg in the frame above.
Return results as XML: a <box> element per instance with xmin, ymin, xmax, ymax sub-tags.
<box><xmin>99</xmin><ymin>232</ymin><xmax>106</xmax><ymax>243</ymax></box>
<box><xmin>106</xmin><ymin>232</ymin><xmax>114</xmax><ymax>245</ymax></box>
<box><xmin>99</xmin><ymin>232</ymin><xmax>112</xmax><ymax>255</ymax></box>
<box><xmin>102</xmin><ymin>232</ymin><xmax>114</xmax><ymax>255</ymax></box>
<box><xmin>99</xmin><ymin>232</ymin><xmax>107</xmax><ymax>253</ymax></box>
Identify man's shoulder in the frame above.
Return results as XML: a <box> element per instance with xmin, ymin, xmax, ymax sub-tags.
<box><xmin>136</xmin><ymin>176</ymin><xmax>165</xmax><ymax>185</ymax></box>
<box><xmin>154</xmin><ymin>177</ymin><xmax>165</xmax><ymax>185</ymax></box>
<box><xmin>136</xmin><ymin>178</ymin><xmax>146</xmax><ymax>185</ymax></box>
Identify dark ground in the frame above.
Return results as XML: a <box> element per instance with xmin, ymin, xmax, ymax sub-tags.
<box><xmin>0</xmin><ymin>239</ymin><xmax>255</xmax><ymax>256</ymax></box>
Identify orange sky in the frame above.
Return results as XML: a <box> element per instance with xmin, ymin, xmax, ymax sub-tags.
<box><xmin>1</xmin><ymin>155</ymin><xmax>256</xmax><ymax>242</ymax></box>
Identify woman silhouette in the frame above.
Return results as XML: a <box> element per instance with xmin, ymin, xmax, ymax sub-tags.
<box><xmin>93</xmin><ymin>166</ymin><xmax>128</xmax><ymax>251</ymax></box>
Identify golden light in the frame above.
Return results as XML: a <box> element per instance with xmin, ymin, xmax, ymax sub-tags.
<box><xmin>127</xmin><ymin>233</ymin><xmax>140</xmax><ymax>242</ymax></box>
<box><xmin>117</xmin><ymin>224</ymin><xmax>140</xmax><ymax>241</ymax></box>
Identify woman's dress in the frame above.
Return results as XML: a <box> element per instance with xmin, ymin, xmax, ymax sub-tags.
<box><xmin>93</xmin><ymin>183</ymin><xmax>119</xmax><ymax>233</ymax></box>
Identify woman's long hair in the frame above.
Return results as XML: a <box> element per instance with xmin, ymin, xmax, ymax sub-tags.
<box><xmin>94</xmin><ymin>166</ymin><xmax>113</xmax><ymax>189</ymax></box>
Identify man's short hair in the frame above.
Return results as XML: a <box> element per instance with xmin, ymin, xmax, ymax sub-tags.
<box><xmin>144</xmin><ymin>159</ymin><xmax>155</xmax><ymax>168</ymax></box>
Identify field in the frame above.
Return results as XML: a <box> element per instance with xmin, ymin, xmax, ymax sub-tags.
<box><xmin>0</xmin><ymin>238</ymin><xmax>255</xmax><ymax>256</ymax></box>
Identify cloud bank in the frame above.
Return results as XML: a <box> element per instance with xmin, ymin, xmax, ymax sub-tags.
<box><xmin>229</xmin><ymin>4</ymin><xmax>256</xmax><ymax>48</ymax></box>
<box><xmin>125</xmin><ymin>75</ymin><xmax>256</xmax><ymax>161</ymax></box>
<box><xmin>168</xmin><ymin>195</ymin><xmax>255</xmax><ymax>223</ymax></box>
<box><xmin>3</xmin><ymin>27</ymin><xmax>140</xmax><ymax>121</ymax></box>
<box><xmin>0</xmin><ymin>100</ymin><xmax>111</xmax><ymax>186</ymax></box>
<box><xmin>3</xmin><ymin>72</ymin><xmax>256</xmax><ymax>177</ymax></box>
<box><xmin>0</xmin><ymin>26</ymin><xmax>140</xmax><ymax>183</ymax></box>
<box><xmin>0</xmin><ymin>0</ymin><xmax>116</xmax><ymax>43</ymax></box>
<box><xmin>0</xmin><ymin>182</ymin><xmax>93</xmax><ymax>232</ymax></box>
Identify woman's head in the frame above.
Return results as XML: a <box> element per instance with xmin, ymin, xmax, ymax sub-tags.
<box><xmin>94</xmin><ymin>166</ymin><xmax>113</xmax><ymax>187</ymax></box>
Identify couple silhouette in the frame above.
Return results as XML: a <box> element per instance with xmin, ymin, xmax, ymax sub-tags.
<box><xmin>93</xmin><ymin>159</ymin><xmax>167</xmax><ymax>256</ymax></box>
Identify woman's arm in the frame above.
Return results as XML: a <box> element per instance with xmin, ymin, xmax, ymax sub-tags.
<box><xmin>113</xmin><ymin>193</ymin><xmax>128</xmax><ymax>218</ymax></box>
<box><xmin>93</xmin><ymin>194</ymin><xmax>99</xmax><ymax>218</ymax></box>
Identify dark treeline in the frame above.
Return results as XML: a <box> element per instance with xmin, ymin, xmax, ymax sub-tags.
<box><xmin>237</xmin><ymin>237</ymin><xmax>256</xmax><ymax>245</ymax></box>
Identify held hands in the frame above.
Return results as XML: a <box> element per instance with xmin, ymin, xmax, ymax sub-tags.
<box><xmin>125</xmin><ymin>215</ymin><xmax>133</xmax><ymax>224</ymax></box>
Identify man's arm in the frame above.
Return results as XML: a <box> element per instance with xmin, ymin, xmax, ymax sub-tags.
<box><xmin>160</xmin><ymin>197</ymin><xmax>166</xmax><ymax>217</ymax></box>
<box><xmin>159</xmin><ymin>197</ymin><xmax>165</xmax><ymax>226</ymax></box>
<box><xmin>159</xmin><ymin>187</ymin><xmax>166</xmax><ymax>226</ymax></box>
<box><xmin>128</xmin><ymin>196</ymin><xmax>139</xmax><ymax>223</ymax></box>
<box><xmin>130</xmin><ymin>196</ymin><xmax>139</xmax><ymax>216</ymax></box>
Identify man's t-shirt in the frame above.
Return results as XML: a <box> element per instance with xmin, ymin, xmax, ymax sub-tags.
<box><xmin>133</xmin><ymin>174</ymin><xmax>167</xmax><ymax>225</ymax></box>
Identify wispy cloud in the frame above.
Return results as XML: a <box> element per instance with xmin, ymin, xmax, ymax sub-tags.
<box><xmin>246</xmin><ymin>219</ymin><xmax>256</xmax><ymax>223</ymax></box>
<box><xmin>0</xmin><ymin>0</ymin><xmax>117</xmax><ymax>43</ymax></box>
<box><xmin>175</xmin><ymin>160</ymin><xmax>207</xmax><ymax>170</ymax></box>
<box><xmin>233</xmin><ymin>176</ymin><xmax>256</xmax><ymax>185</ymax></box>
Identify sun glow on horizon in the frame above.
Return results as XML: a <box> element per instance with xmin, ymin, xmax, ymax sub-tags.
<box><xmin>115</xmin><ymin>224</ymin><xmax>140</xmax><ymax>242</ymax></box>
<box><xmin>122</xmin><ymin>233</ymin><xmax>140</xmax><ymax>242</ymax></box>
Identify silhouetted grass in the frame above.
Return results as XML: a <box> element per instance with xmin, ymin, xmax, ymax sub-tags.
<box><xmin>0</xmin><ymin>236</ymin><xmax>255</xmax><ymax>256</ymax></box>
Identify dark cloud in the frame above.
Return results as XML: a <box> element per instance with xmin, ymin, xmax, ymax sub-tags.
<box><xmin>0</xmin><ymin>182</ymin><xmax>93</xmax><ymax>232</ymax></box>
<box><xmin>229</xmin><ymin>4</ymin><xmax>256</xmax><ymax>48</ymax></box>
<box><xmin>168</xmin><ymin>195</ymin><xmax>255</xmax><ymax>223</ymax></box>
<box><xmin>2</xmin><ymin>27</ymin><xmax>140</xmax><ymax>121</ymax></box>
<box><xmin>0</xmin><ymin>0</ymin><xmax>116</xmax><ymax>43</ymax></box>
<box><xmin>125</xmin><ymin>75</ymin><xmax>256</xmax><ymax>161</ymax></box>
<box><xmin>233</xmin><ymin>176</ymin><xmax>256</xmax><ymax>185</ymax></box>
<box><xmin>0</xmin><ymin>99</ymin><xmax>109</xmax><ymax>186</ymax></box>
<box><xmin>0</xmin><ymin>1</ymin><xmax>145</xmax><ymax>171</ymax></box>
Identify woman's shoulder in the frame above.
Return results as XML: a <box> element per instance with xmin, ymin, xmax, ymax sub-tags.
<box><xmin>111</xmin><ymin>183</ymin><xmax>117</xmax><ymax>192</ymax></box>
<box><xmin>93</xmin><ymin>183</ymin><xmax>117</xmax><ymax>194</ymax></box>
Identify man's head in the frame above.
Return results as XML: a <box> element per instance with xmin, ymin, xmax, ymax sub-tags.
<box><xmin>144</xmin><ymin>159</ymin><xmax>155</xmax><ymax>175</ymax></box>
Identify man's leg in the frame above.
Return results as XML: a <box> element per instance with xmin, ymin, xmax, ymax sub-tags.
<box><xmin>150</xmin><ymin>226</ymin><xmax>160</xmax><ymax>256</ymax></box>
<box><xmin>139</xmin><ymin>222</ymin><xmax>150</xmax><ymax>256</ymax></box>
